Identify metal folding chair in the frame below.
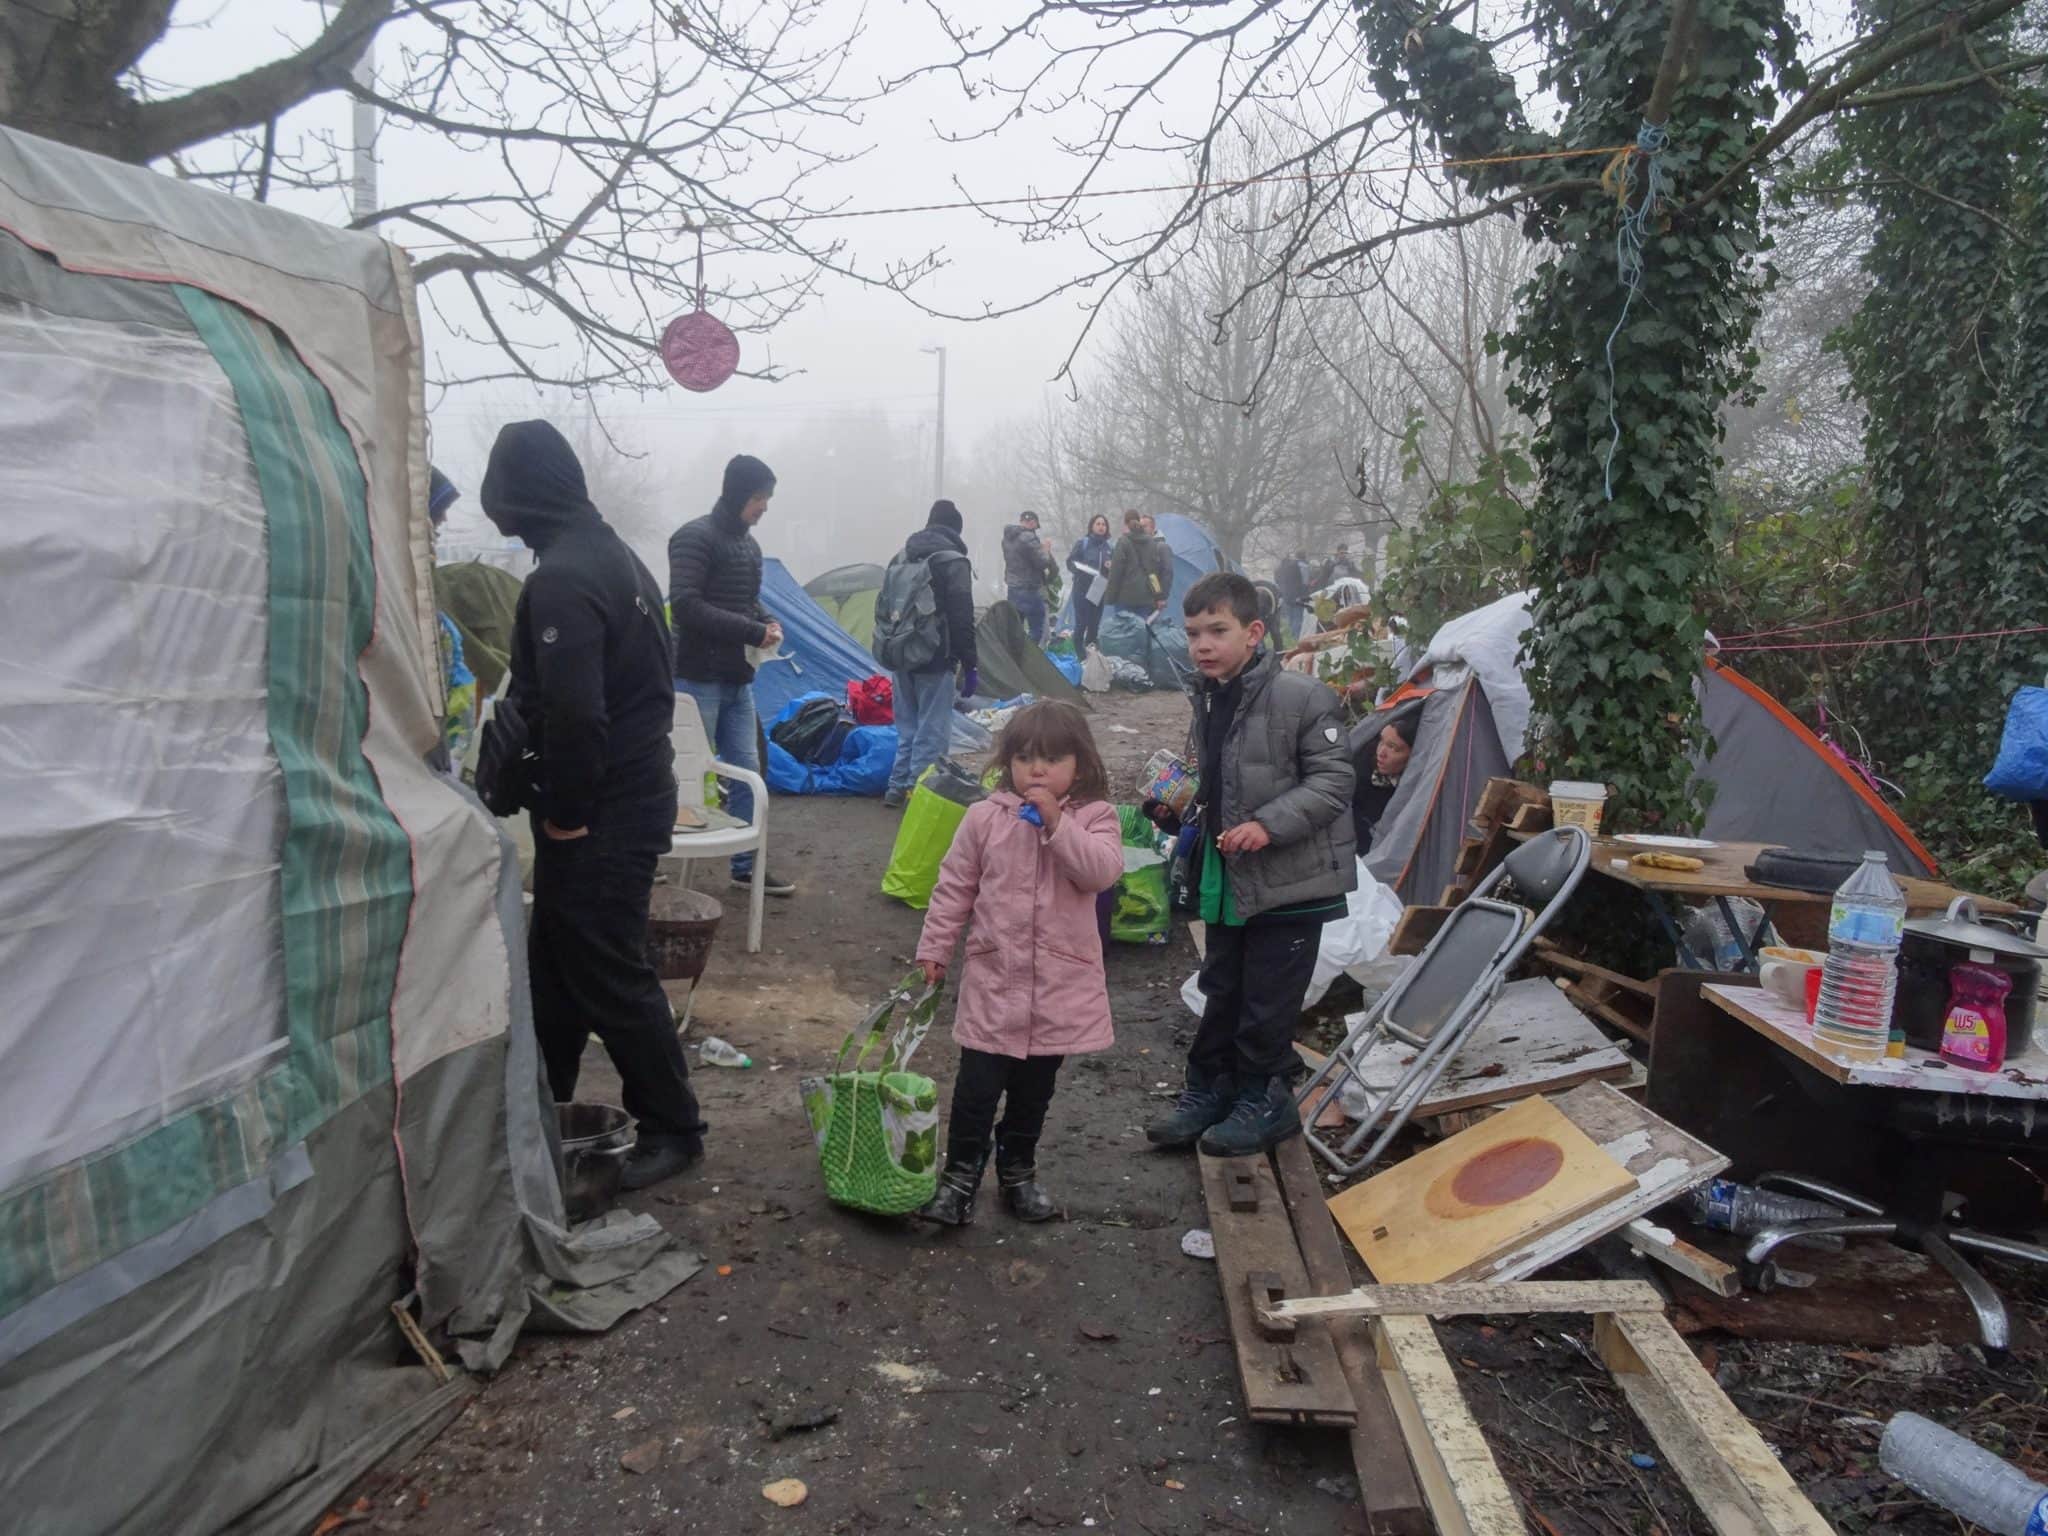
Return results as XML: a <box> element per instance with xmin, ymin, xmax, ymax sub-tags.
<box><xmin>1297</xmin><ymin>825</ymin><xmax>1593</xmax><ymax>1176</ymax></box>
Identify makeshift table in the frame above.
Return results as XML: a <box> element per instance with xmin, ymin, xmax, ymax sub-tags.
<box><xmin>1584</xmin><ymin>838</ymin><xmax>2011</xmax><ymax>972</ymax></box>
<box><xmin>1647</xmin><ymin>977</ymin><xmax>2048</xmax><ymax>1347</ymax></box>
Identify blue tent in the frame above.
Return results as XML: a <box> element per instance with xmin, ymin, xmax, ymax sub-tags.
<box><xmin>754</xmin><ymin>556</ymin><xmax>986</xmax><ymax>754</ymax></box>
<box><xmin>1153</xmin><ymin>512</ymin><xmax>1235</xmax><ymax>615</ymax></box>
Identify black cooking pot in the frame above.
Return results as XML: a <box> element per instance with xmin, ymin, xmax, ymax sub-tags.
<box><xmin>1892</xmin><ymin>898</ymin><xmax>2047</xmax><ymax>1055</ymax></box>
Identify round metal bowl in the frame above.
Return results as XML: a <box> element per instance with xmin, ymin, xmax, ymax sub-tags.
<box><xmin>557</xmin><ymin>1102</ymin><xmax>632</xmax><ymax>1223</ymax></box>
<box><xmin>648</xmin><ymin>884</ymin><xmax>724</xmax><ymax>982</ymax></box>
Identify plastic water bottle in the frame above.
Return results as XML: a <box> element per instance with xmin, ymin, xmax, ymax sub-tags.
<box><xmin>697</xmin><ymin>1036</ymin><xmax>752</xmax><ymax>1069</ymax></box>
<box><xmin>1677</xmin><ymin>1178</ymin><xmax>1848</xmax><ymax>1251</ymax></box>
<box><xmin>1811</xmin><ymin>851</ymin><xmax>1907</xmax><ymax>1059</ymax></box>
<box><xmin>1881</xmin><ymin>1413</ymin><xmax>2048</xmax><ymax>1536</ymax></box>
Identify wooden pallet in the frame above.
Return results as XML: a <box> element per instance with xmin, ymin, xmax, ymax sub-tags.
<box><xmin>1266</xmin><ymin>1281</ymin><xmax>1834</xmax><ymax>1536</ymax></box>
<box><xmin>1272</xmin><ymin>1134</ymin><xmax>1433</xmax><ymax>1535</ymax></box>
<box><xmin>1196</xmin><ymin>1151</ymin><xmax>1356</xmax><ymax>1427</ymax></box>
<box><xmin>1529</xmin><ymin>942</ymin><xmax>1657</xmax><ymax>1043</ymax></box>
<box><xmin>1440</xmin><ymin>781</ymin><xmax>1556</xmax><ymax>905</ymax></box>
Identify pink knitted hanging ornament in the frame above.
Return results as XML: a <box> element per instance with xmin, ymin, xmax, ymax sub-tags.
<box><xmin>661</xmin><ymin>234</ymin><xmax>739</xmax><ymax>392</ymax></box>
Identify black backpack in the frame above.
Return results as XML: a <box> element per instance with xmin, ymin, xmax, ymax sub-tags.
<box><xmin>771</xmin><ymin>697</ymin><xmax>858</xmax><ymax>765</ymax></box>
<box><xmin>474</xmin><ymin>694</ymin><xmax>538</xmax><ymax>817</ymax></box>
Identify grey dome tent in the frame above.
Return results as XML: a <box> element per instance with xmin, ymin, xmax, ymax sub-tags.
<box><xmin>1359</xmin><ymin>593</ymin><xmax>1938</xmax><ymax>902</ymax></box>
<box><xmin>0</xmin><ymin>126</ymin><xmax>696</xmax><ymax>1536</ymax></box>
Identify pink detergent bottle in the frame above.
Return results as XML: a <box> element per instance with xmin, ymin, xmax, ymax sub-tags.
<box><xmin>1939</xmin><ymin>963</ymin><xmax>2012</xmax><ymax>1072</ymax></box>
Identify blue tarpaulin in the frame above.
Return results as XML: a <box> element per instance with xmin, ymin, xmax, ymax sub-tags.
<box><xmin>755</xmin><ymin>556</ymin><xmax>986</xmax><ymax>759</ymax></box>
<box><xmin>764</xmin><ymin>692</ymin><xmax>898</xmax><ymax>796</ymax></box>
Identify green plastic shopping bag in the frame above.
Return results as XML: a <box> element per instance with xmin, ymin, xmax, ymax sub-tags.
<box><xmin>1110</xmin><ymin>804</ymin><xmax>1170</xmax><ymax>943</ymax></box>
<box><xmin>799</xmin><ymin>975</ymin><xmax>941</xmax><ymax>1215</ymax></box>
<box><xmin>880</xmin><ymin>758</ymin><xmax>986</xmax><ymax>908</ymax></box>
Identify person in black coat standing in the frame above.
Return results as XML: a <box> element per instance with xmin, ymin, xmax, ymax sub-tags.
<box><xmin>668</xmin><ymin>453</ymin><xmax>794</xmax><ymax>897</ymax></box>
<box><xmin>482</xmin><ymin>419</ymin><xmax>704</xmax><ymax>1192</ymax></box>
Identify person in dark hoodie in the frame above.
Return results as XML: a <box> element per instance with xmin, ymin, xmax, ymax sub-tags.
<box><xmin>668</xmin><ymin>453</ymin><xmax>795</xmax><ymax>898</ymax></box>
<box><xmin>884</xmin><ymin>500</ymin><xmax>979</xmax><ymax>808</ymax></box>
<box><xmin>481</xmin><ymin>420</ymin><xmax>704</xmax><ymax>1192</ymax></box>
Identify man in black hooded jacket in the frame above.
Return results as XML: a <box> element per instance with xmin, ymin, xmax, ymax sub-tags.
<box><xmin>668</xmin><ymin>453</ymin><xmax>794</xmax><ymax>897</ymax></box>
<box><xmin>482</xmin><ymin>419</ymin><xmax>705</xmax><ymax>1191</ymax></box>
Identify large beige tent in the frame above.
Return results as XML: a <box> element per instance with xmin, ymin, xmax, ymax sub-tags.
<box><xmin>0</xmin><ymin>126</ymin><xmax>696</xmax><ymax>1535</ymax></box>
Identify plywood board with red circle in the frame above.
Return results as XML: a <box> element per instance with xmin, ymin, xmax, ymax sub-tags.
<box><xmin>1328</xmin><ymin>1093</ymin><xmax>1638</xmax><ymax>1283</ymax></box>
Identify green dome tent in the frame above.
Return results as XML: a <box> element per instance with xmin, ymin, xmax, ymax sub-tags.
<box><xmin>803</xmin><ymin>562</ymin><xmax>887</xmax><ymax>649</ymax></box>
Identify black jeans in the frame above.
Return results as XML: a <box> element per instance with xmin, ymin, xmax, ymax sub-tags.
<box><xmin>1189</xmin><ymin>918</ymin><xmax>1323</xmax><ymax>1085</ymax></box>
<box><xmin>947</xmin><ymin>1046</ymin><xmax>1064</xmax><ymax>1164</ymax></box>
<box><xmin>1073</xmin><ymin>595</ymin><xmax>1103</xmax><ymax>651</ymax></box>
<box><xmin>530</xmin><ymin>791</ymin><xmax>704</xmax><ymax>1146</ymax></box>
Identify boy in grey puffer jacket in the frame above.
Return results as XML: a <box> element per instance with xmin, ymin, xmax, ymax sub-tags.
<box><xmin>1144</xmin><ymin>573</ymin><xmax>1356</xmax><ymax>1157</ymax></box>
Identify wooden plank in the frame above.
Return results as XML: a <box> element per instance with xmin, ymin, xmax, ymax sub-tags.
<box><xmin>1596</xmin><ymin>1310</ymin><xmax>1833</xmax><ymax>1536</ymax></box>
<box><xmin>1705</xmin><ymin>983</ymin><xmax>2048</xmax><ymax>1100</ymax></box>
<box><xmin>1563</xmin><ymin>980</ymin><xmax>1654</xmax><ymax>1045</ymax></box>
<box><xmin>1389</xmin><ymin>904</ymin><xmax>1454</xmax><ymax>957</ymax></box>
<box><xmin>1329</xmin><ymin>1096</ymin><xmax>1638</xmax><ymax>1283</ymax></box>
<box><xmin>1269</xmin><ymin>1280</ymin><xmax>1664</xmax><ymax>1323</ymax></box>
<box><xmin>1374</xmin><ymin>1314</ymin><xmax>1528</xmax><ymax>1536</ymax></box>
<box><xmin>1622</xmin><ymin>1216</ymin><xmax>1740</xmax><ymax>1298</ymax></box>
<box><xmin>1331</xmin><ymin>978</ymin><xmax>1635</xmax><ymax>1118</ymax></box>
<box><xmin>1531</xmin><ymin>939</ymin><xmax>1657</xmax><ymax>999</ymax></box>
<box><xmin>1272</xmin><ymin>1134</ymin><xmax>1432</xmax><ymax>1536</ymax></box>
<box><xmin>1588</xmin><ymin>837</ymin><xmax>2015</xmax><ymax>916</ymax></box>
<box><xmin>1197</xmin><ymin>1151</ymin><xmax>1356</xmax><ymax>1427</ymax></box>
<box><xmin>1468</xmin><ymin>1082</ymin><xmax>1726</xmax><ymax>1283</ymax></box>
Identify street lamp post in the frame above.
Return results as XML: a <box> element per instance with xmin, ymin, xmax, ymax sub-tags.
<box><xmin>921</xmin><ymin>343</ymin><xmax>947</xmax><ymax>500</ymax></box>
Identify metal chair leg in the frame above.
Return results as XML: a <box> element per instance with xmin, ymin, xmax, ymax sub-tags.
<box><xmin>1916</xmin><ymin>1229</ymin><xmax>2010</xmax><ymax>1352</ymax></box>
<box><xmin>1743</xmin><ymin>1217</ymin><xmax>1899</xmax><ymax>1290</ymax></box>
<box><xmin>1755</xmin><ymin>1171</ymin><xmax>1887</xmax><ymax>1216</ymax></box>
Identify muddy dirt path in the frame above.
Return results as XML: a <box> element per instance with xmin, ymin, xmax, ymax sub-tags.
<box><xmin>357</xmin><ymin>688</ymin><xmax>2047</xmax><ymax>1536</ymax></box>
<box><xmin>374</xmin><ymin>689</ymin><xmax>1368</xmax><ymax>1535</ymax></box>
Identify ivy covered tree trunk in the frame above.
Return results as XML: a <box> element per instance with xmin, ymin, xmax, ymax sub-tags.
<box><xmin>1835</xmin><ymin>3</ymin><xmax>2035</xmax><ymax>873</ymax></box>
<box><xmin>1355</xmin><ymin>0</ymin><xmax>1802</xmax><ymax>827</ymax></box>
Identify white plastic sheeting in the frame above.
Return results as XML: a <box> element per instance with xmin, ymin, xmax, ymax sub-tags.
<box><xmin>0</xmin><ymin>305</ymin><xmax>286</xmax><ymax>1193</ymax></box>
<box><xmin>1412</xmin><ymin>589</ymin><xmax>1535</xmax><ymax>758</ymax></box>
<box><xmin>1180</xmin><ymin>861</ymin><xmax>1405</xmax><ymax>1016</ymax></box>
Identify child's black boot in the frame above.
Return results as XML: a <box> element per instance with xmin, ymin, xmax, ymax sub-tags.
<box><xmin>1197</xmin><ymin>1076</ymin><xmax>1302</xmax><ymax>1157</ymax></box>
<box><xmin>919</xmin><ymin>1140</ymin><xmax>987</xmax><ymax>1226</ymax></box>
<box><xmin>1144</xmin><ymin>1072</ymin><xmax>1236</xmax><ymax>1148</ymax></box>
<box><xmin>995</xmin><ymin>1136</ymin><xmax>1058</xmax><ymax>1222</ymax></box>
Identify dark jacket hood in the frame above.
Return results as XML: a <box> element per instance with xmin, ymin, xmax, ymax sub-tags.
<box><xmin>713</xmin><ymin>454</ymin><xmax>776</xmax><ymax>522</ymax></box>
<box><xmin>905</xmin><ymin>523</ymin><xmax>968</xmax><ymax>560</ymax></box>
<box><xmin>480</xmin><ymin>420</ymin><xmax>599</xmax><ymax>549</ymax></box>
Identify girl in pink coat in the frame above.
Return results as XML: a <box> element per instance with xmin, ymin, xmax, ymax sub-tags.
<box><xmin>915</xmin><ymin>701</ymin><xmax>1126</xmax><ymax>1225</ymax></box>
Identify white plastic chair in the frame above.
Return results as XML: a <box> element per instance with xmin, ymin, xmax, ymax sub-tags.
<box><xmin>667</xmin><ymin>693</ymin><xmax>768</xmax><ymax>953</ymax></box>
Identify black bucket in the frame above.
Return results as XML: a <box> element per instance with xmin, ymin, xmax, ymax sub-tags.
<box><xmin>557</xmin><ymin>1102</ymin><xmax>632</xmax><ymax>1222</ymax></box>
<box><xmin>648</xmin><ymin>885</ymin><xmax>723</xmax><ymax>982</ymax></box>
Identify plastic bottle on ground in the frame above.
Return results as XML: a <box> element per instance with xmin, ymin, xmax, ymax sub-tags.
<box><xmin>1676</xmin><ymin>1178</ymin><xmax>1849</xmax><ymax>1252</ymax></box>
<box><xmin>698</xmin><ymin>1036</ymin><xmax>753</xmax><ymax>1069</ymax></box>
<box><xmin>1881</xmin><ymin>1412</ymin><xmax>2048</xmax><ymax>1536</ymax></box>
<box><xmin>1812</xmin><ymin>850</ymin><xmax>1907</xmax><ymax>1059</ymax></box>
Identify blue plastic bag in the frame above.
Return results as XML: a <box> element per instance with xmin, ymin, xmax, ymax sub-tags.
<box><xmin>1046</xmin><ymin>650</ymin><xmax>1083</xmax><ymax>685</ymax></box>
<box><xmin>1985</xmin><ymin>687</ymin><xmax>2048</xmax><ymax>801</ymax></box>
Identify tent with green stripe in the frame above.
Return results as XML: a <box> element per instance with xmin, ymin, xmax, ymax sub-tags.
<box><xmin>0</xmin><ymin>126</ymin><xmax>698</xmax><ymax>1536</ymax></box>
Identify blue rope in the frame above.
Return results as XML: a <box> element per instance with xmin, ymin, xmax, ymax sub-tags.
<box><xmin>1602</xmin><ymin>119</ymin><xmax>1670</xmax><ymax>501</ymax></box>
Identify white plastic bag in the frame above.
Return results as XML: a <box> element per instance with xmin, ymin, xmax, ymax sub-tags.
<box><xmin>1079</xmin><ymin>645</ymin><xmax>1111</xmax><ymax>694</ymax></box>
<box><xmin>1179</xmin><ymin>861</ymin><xmax>1404</xmax><ymax>1014</ymax></box>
